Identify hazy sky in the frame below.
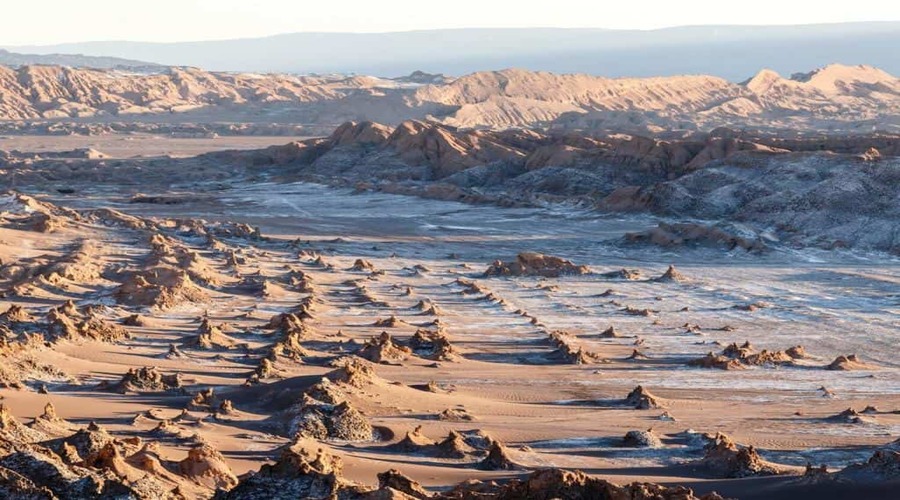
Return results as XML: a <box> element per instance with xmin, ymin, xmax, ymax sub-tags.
<box><xmin>4</xmin><ymin>0</ymin><xmax>899</xmax><ymax>45</ymax></box>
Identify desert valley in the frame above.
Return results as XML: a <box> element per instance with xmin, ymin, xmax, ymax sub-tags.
<box><xmin>0</xmin><ymin>12</ymin><xmax>898</xmax><ymax>500</ymax></box>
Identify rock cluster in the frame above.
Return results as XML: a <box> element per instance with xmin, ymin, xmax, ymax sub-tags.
<box><xmin>115</xmin><ymin>267</ymin><xmax>209</xmax><ymax>309</ymax></box>
<box><xmin>688</xmin><ymin>341</ymin><xmax>806</xmax><ymax>370</ymax></box>
<box><xmin>325</xmin><ymin>359</ymin><xmax>379</xmax><ymax>388</ymax></box>
<box><xmin>833</xmin><ymin>450</ymin><xmax>900</xmax><ymax>482</ymax></box>
<box><xmin>44</xmin><ymin>302</ymin><xmax>130</xmax><ymax>343</ymax></box>
<box><xmin>547</xmin><ymin>331</ymin><xmax>603</xmax><ymax>365</ymax></box>
<box><xmin>626</xmin><ymin>223</ymin><xmax>767</xmax><ymax>252</ymax></box>
<box><xmin>696</xmin><ymin>433</ymin><xmax>788</xmax><ymax>478</ymax></box>
<box><xmin>409</xmin><ymin>329</ymin><xmax>456</xmax><ymax>361</ymax></box>
<box><xmin>0</xmin><ymin>402</ymin><xmax>239</xmax><ymax>498</ymax></box>
<box><xmin>484</xmin><ymin>252</ymin><xmax>590</xmax><ymax>278</ymax></box>
<box><xmin>290</xmin><ymin>399</ymin><xmax>375</xmax><ymax>442</ymax></box>
<box><xmin>107</xmin><ymin>366</ymin><xmax>183</xmax><ymax>394</ymax></box>
<box><xmin>218</xmin><ymin>446</ymin><xmax>359</xmax><ymax>499</ymax></box>
<box><xmin>356</xmin><ymin>332</ymin><xmax>412</xmax><ymax>364</ymax></box>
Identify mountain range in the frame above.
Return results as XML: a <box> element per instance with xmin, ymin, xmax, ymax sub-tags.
<box><xmin>0</xmin><ymin>63</ymin><xmax>896</xmax><ymax>134</ymax></box>
<box><xmin>0</xmin><ymin>49</ymin><xmax>158</xmax><ymax>70</ymax></box>
<box><xmin>4</xmin><ymin>23</ymin><xmax>899</xmax><ymax>80</ymax></box>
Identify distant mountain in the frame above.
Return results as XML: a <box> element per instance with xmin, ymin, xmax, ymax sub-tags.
<box><xmin>0</xmin><ymin>65</ymin><xmax>395</xmax><ymax>121</ymax></box>
<box><xmin>4</xmin><ymin>23</ymin><xmax>899</xmax><ymax>80</ymax></box>
<box><xmin>414</xmin><ymin>65</ymin><xmax>900</xmax><ymax>132</ymax></box>
<box><xmin>0</xmin><ymin>49</ymin><xmax>159</xmax><ymax>70</ymax></box>
<box><xmin>0</xmin><ymin>63</ymin><xmax>896</xmax><ymax>134</ymax></box>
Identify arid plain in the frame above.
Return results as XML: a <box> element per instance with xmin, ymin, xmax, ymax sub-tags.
<box><xmin>0</xmin><ymin>61</ymin><xmax>898</xmax><ymax>499</ymax></box>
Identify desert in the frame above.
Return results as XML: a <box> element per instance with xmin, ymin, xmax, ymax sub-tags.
<box><xmin>0</xmin><ymin>6</ymin><xmax>899</xmax><ymax>499</ymax></box>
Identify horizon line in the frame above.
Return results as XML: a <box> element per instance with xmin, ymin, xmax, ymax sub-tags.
<box><xmin>4</xmin><ymin>20</ymin><xmax>898</xmax><ymax>48</ymax></box>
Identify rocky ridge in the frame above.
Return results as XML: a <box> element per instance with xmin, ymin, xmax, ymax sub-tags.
<box><xmin>202</xmin><ymin>120</ymin><xmax>900</xmax><ymax>253</ymax></box>
<box><xmin>0</xmin><ymin>63</ymin><xmax>896</xmax><ymax>133</ymax></box>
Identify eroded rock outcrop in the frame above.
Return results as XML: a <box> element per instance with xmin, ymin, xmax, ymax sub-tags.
<box><xmin>477</xmin><ymin>440</ymin><xmax>523</xmax><ymax>471</ymax></box>
<box><xmin>696</xmin><ymin>433</ymin><xmax>790</xmax><ymax>478</ymax></box>
<box><xmin>185</xmin><ymin>319</ymin><xmax>236</xmax><ymax>350</ymax></box>
<box><xmin>622</xmin><ymin>429</ymin><xmax>663</xmax><ymax>448</ymax></box>
<box><xmin>441</xmin><ymin>467</ymin><xmax>724</xmax><ymax>500</ymax></box>
<box><xmin>0</xmin><ymin>402</ymin><xmax>217</xmax><ymax>498</ymax></box>
<box><xmin>626</xmin><ymin>223</ymin><xmax>767</xmax><ymax>252</ymax></box>
<box><xmin>325</xmin><ymin>359</ymin><xmax>379</xmax><ymax>388</ymax></box>
<box><xmin>44</xmin><ymin>304</ymin><xmax>130</xmax><ymax>343</ymax></box>
<box><xmin>826</xmin><ymin>354</ymin><xmax>877</xmax><ymax>371</ymax></box>
<box><xmin>115</xmin><ymin>267</ymin><xmax>209</xmax><ymax>309</ymax></box>
<box><xmin>218</xmin><ymin>446</ymin><xmax>360</xmax><ymax>499</ymax></box>
<box><xmin>654</xmin><ymin>265</ymin><xmax>687</xmax><ymax>283</ymax></box>
<box><xmin>832</xmin><ymin>450</ymin><xmax>900</xmax><ymax>482</ymax></box>
<box><xmin>624</xmin><ymin>386</ymin><xmax>663</xmax><ymax>410</ymax></box>
<box><xmin>106</xmin><ymin>367</ymin><xmax>183</xmax><ymax>394</ymax></box>
<box><xmin>356</xmin><ymin>332</ymin><xmax>412</xmax><ymax>364</ymax></box>
<box><xmin>688</xmin><ymin>341</ymin><xmax>806</xmax><ymax>370</ymax></box>
<box><xmin>484</xmin><ymin>253</ymin><xmax>590</xmax><ymax>278</ymax></box>
<box><xmin>409</xmin><ymin>329</ymin><xmax>456</xmax><ymax>361</ymax></box>
<box><xmin>178</xmin><ymin>442</ymin><xmax>238</xmax><ymax>490</ymax></box>
<box><xmin>289</xmin><ymin>400</ymin><xmax>375</xmax><ymax>442</ymax></box>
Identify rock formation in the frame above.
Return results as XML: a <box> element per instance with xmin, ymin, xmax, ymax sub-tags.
<box><xmin>0</xmin><ymin>63</ymin><xmax>896</xmax><ymax>135</ymax></box>
<box><xmin>654</xmin><ymin>265</ymin><xmax>687</xmax><ymax>283</ymax></box>
<box><xmin>186</xmin><ymin>319</ymin><xmax>236</xmax><ymax>350</ymax></box>
<box><xmin>115</xmin><ymin>267</ymin><xmax>209</xmax><ymax>309</ymax></box>
<box><xmin>44</xmin><ymin>304</ymin><xmax>130</xmax><ymax>343</ymax></box>
<box><xmin>826</xmin><ymin>354</ymin><xmax>877</xmax><ymax>371</ymax></box>
<box><xmin>107</xmin><ymin>366</ymin><xmax>183</xmax><ymax>394</ymax></box>
<box><xmin>218</xmin><ymin>447</ymin><xmax>359</xmax><ymax>499</ymax></box>
<box><xmin>696</xmin><ymin>433</ymin><xmax>789</xmax><ymax>478</ymax></box>
<box><xmin>178</xmin><ymin>442</ymin><xmax>239</xmax><ymax>490</ymax></box>
<box><xmin>409</xmin><ymin>330</ymin><xmax>456</xmax><ymax>361</ymax></box>
<box><xmin>626</xmin><ymin>223</ymin><xmax>767</xmax><ymax>252</ymax></box>
<box><xmin>622</xmin><ymin>429</ymin><xmax>663</xmax><ymax>448</ymax></box>
<box><xmin>325</xmin><ymin>360</ymin><xmax>379</xmax><ymax>388</ymax></box>
<box><xmin>441</xmin><ymin>467</ymin><xmax>725</xmax><ymax>499</ymax></box>
<box><xmin>356</xmin><ymin>332</ymin><xmax>412</xmax><ymax>364</ymax></box>
<box><xmin>688</xmin><ymin>342</ymin><xmax>805</xmax><ymax>370</ymax></box>
<box><xmin>484</xmin><ymin>252</ymin><xmax>590</xmax><ymax>278</ymax></box>
<box><xmin>833</xmin><ymin>450</ymin><xmax>900</xmax><ymax>482</ymax></box>
<box><xmin>290</xmin><ymin>400</ymin><xmax>375</xmax><ymax>441</ymax></box>
<box><xmin>625</xmin><ymin>386</ymin><xmax>663</xmax><ymax>409</ymax></box>
<box><xmin>477</xmin><ymin>441</ymin><xmax>522</xmax><ymax>471</ymax></box>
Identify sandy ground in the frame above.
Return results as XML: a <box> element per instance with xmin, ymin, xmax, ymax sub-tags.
<box><xmin>0</xmin><ymin>139</ymin><xmax>898</xmax><ymax>499</ymax></box>
<box><xmin>0</xmin><ymin>134</ymin><xmax>310</xmax><ymax>158</ymax></box>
